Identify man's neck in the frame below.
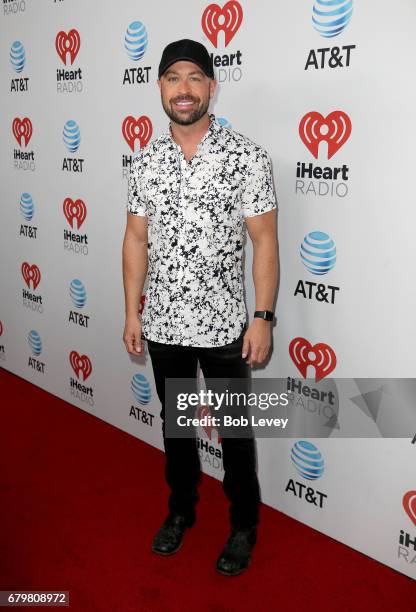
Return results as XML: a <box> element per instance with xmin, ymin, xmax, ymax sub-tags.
<box><xmin>170</xmin><ymin>113</ymin><xmax>211</xmax><ymax>160</ymax></box>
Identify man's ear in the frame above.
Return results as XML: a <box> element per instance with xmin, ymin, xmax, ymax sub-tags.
<box><xmin>209</xmin><ymin>78</ymin><xmax>217</xmax><ymax>99</ymax></box>
<box><xmin>157</xmin><ymin>78</ymin><xmax>161</xmax><ymax>91</ymax></box>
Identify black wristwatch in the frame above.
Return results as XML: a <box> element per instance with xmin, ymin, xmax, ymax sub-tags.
<box><xmin>254</xmin><ymin>310</ymin><xmax>274</xmax><ymax>322</ymax></box>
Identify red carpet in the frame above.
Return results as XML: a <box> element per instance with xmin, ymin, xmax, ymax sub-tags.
<box><xmin>1</xmin><ymin>368</ymin><xmax>414</xmax><ymax>612</ymax></box>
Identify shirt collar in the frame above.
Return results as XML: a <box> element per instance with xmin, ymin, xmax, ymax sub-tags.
<box><xmin>163</xmin><ymin>113</ymin><xmax>219</xmax><ymax>151</ymax></box>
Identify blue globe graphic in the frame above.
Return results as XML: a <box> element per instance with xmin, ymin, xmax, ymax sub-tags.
<box><xmin>131</xmin><ymin>373</ymin><xmax>151</xmax><ymax>405</ymax></box>
<box><xmin>291</xmin><ymin>440</ymin><xmax>324</xmax><ymax>480</ymax></box>
<box><xmin>20</xmin><ymin>192</ymin><xmax>34</xmax><ymax>221</ymax></box>
<box><xmin>216</xmin><ymin>117</ymin><xmax>232</xmax><ymax>129</ymax></box>
<box><xmin>124</xmin><ymin>21</ymin><xmax>148</xmax><ymax>61</ymax></box>
<box><xmin>28</xmin><ymin>330</ymin><xmax>42</xmax><ymax>356</ymax></box>
<box><xmin>63</xmin><ymin>120</ymin><xmax>81</xmax><ymax>153</ymax></box>
<box><xmin>300</xmin><ymin>231</ymin><xmax>336</xmax><ymax>275</ymax></box>
<box><xmin>10</xmin><ymin>40</ymin><xmax>25</xmax><ymax>73</ymax></box>
<box><xmin>312</xmin><ymin>0</ymin><xmax>353</xmax><ymax>38</ymax></box>
<box><xmin>70</xmin><ymin>279</ymin><xmax>87</xmax><ymax>309</ymax></box>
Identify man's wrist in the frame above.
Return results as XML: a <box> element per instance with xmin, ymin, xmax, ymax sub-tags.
<box><xmin>253</xmin><ymin>310</ymin><xmax>275</xmax><ymax>322</ymax></box>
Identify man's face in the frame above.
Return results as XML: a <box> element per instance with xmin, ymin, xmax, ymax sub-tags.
<box><xmin>158</xmin><ymin>60</ymin><xmax>217</xmax><ymax>126</ymax></box>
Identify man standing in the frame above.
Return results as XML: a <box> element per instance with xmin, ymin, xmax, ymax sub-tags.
<box><xmin>123</xmin><ymin>39</ymin><xmax>278</xmax><ymax>576</ymax></box>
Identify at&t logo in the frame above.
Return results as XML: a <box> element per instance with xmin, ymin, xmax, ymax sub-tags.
<box><xmin>68</xmin><ymin>279</ymin><xmax>90</xmax><ymax>329</ymax></box>
<box><xmin>123</xmin><ymin>21</ymin><xmax>151</xmax><ymax>85</ymax></box>
<box><xmin>121</xmin><ymin>115</ymin><xmax>153</xmax><ymax>178</ymax></box>
<box><xmin>285</xmin><ymin>440</ymin><xmax>327</xmax><ymax>508</ymax></box>
<box><xmin>306</xmin><ymin>0</ymin><xmax>356</xmax><ymax>70</ymax></box>
<box><xmin>289</xmin><ymin>337</ymin><xmax>337</xmax><ymax>381</ymax></box>
<box><xmin>19</xmin><ymin>193</ymin><xmax>37</xmax><ymax>240</ymax></box>
<box><xmin>296</xmin><ymin>110</ymin><xmax>351</xmax><ymax>198</ymax></box>
<box><xmin>10</xmin><ymin>40</ymin><xmax>29</xmax><ymax>92</ymax></box>
<box><xmin>63</xmin><ymin>197</ymin><xmax>88</xmax><ymax>256</ymax></box>
<box><xmin>12</xmin><ymin>117</ymin><xmax>35</xmax><ymax>171</ymax></box>
<box><xmin>69</xmin><ymin>350</ymin><xmax>94</xmax><ymax>406</ymax></box>
<box><xmin>62</xmin><ymin>120</ymin><xmax>84</xmax><ymax>172</ymax></box>
<box><xmin>56</xmin><ymin>29</ymin><xmax>83</xmax><ymax>93</ymax></box>
<box><xmin>398</xmin><ymin>491</ymin><xmax>416</xmax><ymax>565</ymax></box>
<box><xmin>21</xmin><ymin>262</ymin><xmax>43</xmax><ymax>313</ymax></box>
<box><xmin>130</xmin><ymin>374</ymin><xmax>154</xmax><ymax>427</ymax></box>
<box><xmin>27</xmin><ymin>330</ymin><xmax>45</xmax><ymax>373</ymax></box>
<box><xmin>202</xmin><ymin>1</ymin><xmax>243</xmax><ymax>83</ymax></box>
<box><xmin>294</xmin><ymin>231</ymin><xmax>340</xmax><ymax>305</ymax></box>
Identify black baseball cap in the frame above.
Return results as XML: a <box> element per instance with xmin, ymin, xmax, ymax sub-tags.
<box><xmin>158</xmin><ymin>39</ymin><xmax>214</xmax><ymax>79</ymax></box>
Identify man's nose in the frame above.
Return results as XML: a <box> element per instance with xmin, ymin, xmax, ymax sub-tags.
<box><xmin>177</xmin><ymin>78</ymin><xmax>192</xmax><ymax>96</ymax></box>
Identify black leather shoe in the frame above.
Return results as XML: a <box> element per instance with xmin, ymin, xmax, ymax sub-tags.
<box><xmin>216</xmin><ymin>527</ymin><xmax>257</xmax><ymax>576</ymax></box>
<box><xmin>151</xmin><ymin>514</ymin><xmax>189</xmax><ymax>556</ymax></box>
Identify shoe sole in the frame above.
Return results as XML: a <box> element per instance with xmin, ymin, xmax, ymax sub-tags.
<box><xmin>151</xmin><ymin>539</ymin><xmax>184</xmax><ymax>556</ymax></box>
<box><xmin>216</xmin><ymin>557</ymin><xmax>251</xmax><ymax>577</ymax></box>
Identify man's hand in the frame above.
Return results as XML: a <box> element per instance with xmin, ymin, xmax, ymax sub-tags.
<box><xmin>123</xmin><ymin>316</ymin><xmax>143</xmax><ymax>356</ymax></box>
<box><xmin>242</xmin><ymin>318</ymin><xmax>272</xmax><ymax>366</ymax></box>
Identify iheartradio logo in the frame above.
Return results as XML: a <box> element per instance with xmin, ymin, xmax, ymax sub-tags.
<box><xmin>69</xmin><ymin>350</ymin><xmax>92</xmax><ymax>381</ymax></box>
<box><xmin>122</xmin><ymin>116</ymin><xmax>152</xmax><ymax>153</ymax></box>
<box><xmin>0</xmin><ymin>321</ymin><xmax>3</xmax><ymax>336</ymax></box>
<box><xmin>63</xmin><ymin>198</ymin><xmax>87</xmax><ymax>230</ymax></box>
<box><xmin>21</xmin><ymin>262</ymin><xmax>41</xmax><ymax>290</ymax></box>
<box><xmin>202</xmin><ymin>1</ymin><xmax>243</xmax><ymax>48</ymax></box>
<box><xmin>299</xmin><ymin>111</ymin><xmax>351</xmax><ymax>160</ymax></box>
<box><xmin>196</xmin><ymin>404</ymin><xmax>222</xmax><ymax>443</ymax></box>
<box><xmin>12</xmin><ymin>117</ymin><xmax>33</xmax><ymax>147</ymax></box>
<box><xmin>56</xmin><ymin>29</ymin><xmax>81</xmax><ymax>65</ymax></box>
<box><xmin>289</xmin><ymin>337</ymin><xmax>336</xmax><ymax>382</ymax></box>
<box><xmin>138</xmin><ymin>295</ymin><xmax>146</xmax><ymax>316</ymax></box>
<box><xmin>403</xmin><ymin>491</ymin><xmax>416</xmax><ymax>527</ymax></box>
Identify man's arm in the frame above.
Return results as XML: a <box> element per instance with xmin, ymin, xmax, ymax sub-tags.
<box><xmin>122</xmin><ymin>211</ymin><xmax>148</xmax><ymax>355</ymax></box>
<box><xmin>243</xmin><ymin>208</ymin><xmax>279</xmax><ymax>366</ymax></box>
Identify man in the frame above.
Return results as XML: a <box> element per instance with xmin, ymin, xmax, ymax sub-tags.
<box><xmin>122</xmin><ymin>39</ymin><xmax>278</xmax><ymax>576</ymax></box>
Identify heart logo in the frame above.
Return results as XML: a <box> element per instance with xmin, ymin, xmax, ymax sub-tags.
<box><xmin>12</xmin><ymin>117</ymin><xmax>33</xmax><ymax>147</ymax></box>
<box><xmin>63</xmin><ymin>198</ymin><xmax>87</xmax><ymax>230</ymax></box>
<box><xmin>403</xmin><ymin>491</ymin><xmax>416</xmax><ymax>527</ymax></box>
<box><xmin>122</xmin><ymin>116</ymin><xmax>153</xmax><ymax>153</ymax></box>
<box><xmin>0</xmin><ymin>321</ymin><xmax>3</xmax><ymax>336</ymax></box>
<box><xmin>55</xmin><ymin>29</ymin><xmax>81</xmax><ymax>65</ymax></box>
<box><xmin>289</xmin><ymin>337</ymin><xmax>337</xmax><ymax>382</ymax></box>
<box><xmin>21</xmin><ymin>262</ymin><xmax>41</xmax><ymax>290</ymax></box>
<box><xmin>196</xmin><ymin>404</ymin><xmax>222</xmax><ymax>443</ymax></box>
<box><xmin>69</xmin><ymin>351</ymin><xmax>92</xmax><ymax>381</ymax></box>
<box><xmin>299</xmin><ymin>111</ymin><xmax>351</xmax><ymax>160</ymax></box>
<box><xmin>202</xmin><ymin>1</ymin><xmax>243</xmax><ymax>48</ymax></box>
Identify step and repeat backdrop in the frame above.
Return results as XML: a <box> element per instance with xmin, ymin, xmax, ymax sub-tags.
<box><xmin>1</xmin><ymin>0</ymin><xmax>416</xmax><ymax>579</ymax></box>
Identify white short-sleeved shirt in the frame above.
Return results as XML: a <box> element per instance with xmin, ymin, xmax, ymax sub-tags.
<box><xmin>127</xmin><ymin>114</ymin><xmax>277</xmax><ymax>347</ymax></box>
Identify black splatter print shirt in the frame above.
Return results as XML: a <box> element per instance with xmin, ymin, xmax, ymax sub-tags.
<box><xmin>127</xmin><ymin>115</ymin><xmax>277</xmax><ymax>347</ymax></box>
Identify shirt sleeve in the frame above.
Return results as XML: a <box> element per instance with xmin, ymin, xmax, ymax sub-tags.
<box><xmin>127</xmin><ymin>153</ymin><xmax>147</xmax><ymax>216</ymax></box>
<box><xmin>241</xmin><ymin>147</ymin><xmax>277</xmax><ymax>218</ymax></box>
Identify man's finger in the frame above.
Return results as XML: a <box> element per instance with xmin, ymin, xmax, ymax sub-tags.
<box><xmin>242</xmin><ymin>335</ymin><xmax>250</xmax><ymax>359</ymax></box>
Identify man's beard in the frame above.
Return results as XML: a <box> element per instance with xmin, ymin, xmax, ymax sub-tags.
<box><xmin>162</xmin><ymin>95</ymin><xmax>210</xmax><ymax>126</ymax></box>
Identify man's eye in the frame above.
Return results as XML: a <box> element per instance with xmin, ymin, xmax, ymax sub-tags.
<box><xmin>168</xmin><ymin>76</ymin><xmax>178</xmax><ymax>82</ymax></box>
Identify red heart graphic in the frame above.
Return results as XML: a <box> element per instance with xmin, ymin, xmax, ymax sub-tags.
<box><xmin>289</xmin><ymin>337</ymin><xmax>337</xmax><ymax>382</ymax></box>
<box><xmin>0</xmin><ymin>321</ymin><xmax>3</xmax><ymax>336</ymax></box>
<box><xmin>21</xmin><ymin>262</ymin><xmax>41</xmax><ymax>290</ymax></box>
<box><xmin>403</xmin><ymin>491</ymin><xmax>416</xmax><ymax>527</ymax></box>
<box><xmin>202</xmin><ymin>1</ymin><xmax>243</xmax><ymax>48</ymax></box>
<box><xmin>69</xmin><ymin>351</ymin><xmax>92</xmax><ymax>381</ymax></box>
<box><xmin>122</xmin><ymin>116</ymin><xmax>153</xmax><ymax>153</ymax></box>
<box><xmin>12</xmin><ymin>117</ymin><xmax>33</xmax><ymax>147</ymax></box>
<box><xmin>196</xmin><ymin>404</ymin><xmax>222</xmax><ymax>444</ymax></box>
<box><xmin>56</xmin><ymin>29</ymin><xmax>81</xmax><ymax>65</ymax></box>
<box><xmin>299</xmin><ymin>111</ymin><xmax>351</xmax><ymax>160</ymax></box>
<box><xmin>63</xmin><ymin>198</ymin><xmax>87</xmax><ymax>230</ymax></box>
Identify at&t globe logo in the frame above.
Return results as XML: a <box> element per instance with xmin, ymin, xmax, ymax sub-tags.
<box><xmin>27</xmin><ymin>330</ymin><xmax>42</xmax><ymax>356</ymax></box>
<box><xmin>291</xmin><ymin>440</ymin><xmax>324</xmax><ymax>480</ymax></box>
<box><xmin>124</xmin><ymin>21</ymin><xmax>148</xmax><ymax>60</ymax></box>
<box><xmin>123</xmin><ymin>21</ymin><xmax>151</xmax><ymax>85</ymax></box>
<box><xmin>20</xmin><ymin>192</ymin><xmax>34</xmax><ymax>221</ymax></box>
<box><xmin>131</xmin><ymin>373</ymin><xmax>151</xmax><ymax>405</ymax></box>
<box><xmin>300</xmin><ymin>231</ymin><xmax>336</xmax><ymax>275</ymax></box>
<box><xmin>69</xmin><ymin>279</ymin><xmax>87</xmax><ymax>308</ymax></box>
<box><xmin>312</xmin><ymin>0</ymin><xmax>353</xmax><ymax>38</ymax></box>
<box><xmin>63</xmin><ymin>120</ymin><xmax>80</xmax><ymax>153</ymax></box>
<box><xmin>10</xmin><ymin>40</ymin><xmax>25</xmax><ymax>72</ymax></box>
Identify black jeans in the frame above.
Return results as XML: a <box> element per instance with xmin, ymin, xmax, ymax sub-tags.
<box><xmin>147</xmin><ymin>330</ymin><xmax>261</xmax><ymax>530</ymax></box>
